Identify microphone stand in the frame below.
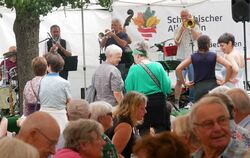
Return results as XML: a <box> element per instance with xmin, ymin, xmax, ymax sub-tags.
<box><xmin>98</xmin><ymin>40</ymin><xmax>103</xmax><ymax>64</ymax></box>
<box><xmin>39</xmin><ymin>38</ymin><xmax>50</xmax><ymax>44</ymax></box>
<box><xmin>242</xmin><ymin>21</ymin><xmax>249</xmax><ymax>90</ymax></box>
<box><xmin>150</xmin><ymin>38</ymin><xmax>174</xmax><ymax>49</ymax></box>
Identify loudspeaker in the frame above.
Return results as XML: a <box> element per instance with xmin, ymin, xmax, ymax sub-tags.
<box><xmin>232</xmin><ymin>0</ymin><xmax>250</xmax><ymax>22</ymax></box>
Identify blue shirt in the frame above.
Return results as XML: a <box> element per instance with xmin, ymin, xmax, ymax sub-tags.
<box><xmin>105</xmin><ymin>32</ymin><xmax>128</xmax><ymax>53</ymax></box>
<box><xmin>239</xmin><ymin>115</ymin><xmax>250</xmax><ymax>132</ymax></box>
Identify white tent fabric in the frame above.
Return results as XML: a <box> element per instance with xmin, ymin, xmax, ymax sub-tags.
<box><xmin>113</xmin><ymin>0</ymin><xmax>209</xmax><ymax>6</ymax></box>
<box><xmin>0</xmin><ymin>0</ymin><xmax>250</xmax><ymax>98</ymax></box>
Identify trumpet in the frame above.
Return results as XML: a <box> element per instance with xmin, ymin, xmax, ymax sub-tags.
<box><xmin>98</xmin><ymin>29</ymin><xmax>114</xmax><ymax>42</ymax></box>
<box><xmin>184</xmin><ymin>18</ymin><xmax>196</xmax><ymax>29</ymax></box>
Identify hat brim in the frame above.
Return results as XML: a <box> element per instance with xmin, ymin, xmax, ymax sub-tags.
<box><xmin>132</xmin><ymin>49</ymin><xmax>144</xmax><ymax>55</ymax></box>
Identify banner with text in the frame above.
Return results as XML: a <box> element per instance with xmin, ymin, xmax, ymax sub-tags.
<box><xmin>112</xmin><ymin>1</ymin><xmax>250</xmax><ymax>56</ymax></box>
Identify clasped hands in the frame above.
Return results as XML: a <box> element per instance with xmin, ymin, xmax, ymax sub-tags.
<box><xmin>49</xmin><ymin>42</ymin><xmax>65</xmax><ymax>53</ymax></box>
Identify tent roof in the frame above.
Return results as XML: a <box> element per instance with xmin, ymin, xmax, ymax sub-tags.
<box><xmin>113</xmin><ymin>0</ymin><xmax>212</xmax><ymax>7</ymax></box>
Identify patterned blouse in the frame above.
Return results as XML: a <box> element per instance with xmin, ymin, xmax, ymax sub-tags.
<box><xmin>23</xmin><ymin>76</ymin><xmax>43</xmax><ymax>116</ymax></box>
<box><xmin>102</xmin><ymin>133</ymin><xmax>118</xmax><ymax>158</ymax></box>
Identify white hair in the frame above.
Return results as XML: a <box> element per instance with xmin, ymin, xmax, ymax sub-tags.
<box><xmin>0</xmin><ymin>137</ymin><xmax>39</xmax><ymax>158</ymax></box>
<box><xmin>89</xmin><ymin>101</ymin><xmax>113</xmax><ymax>121</ymax></box>
<box><xmin>209</xmin><ymin>86</ymin><xmax>230</xmax><ymax>94</ymax></box>
<box><xmin>105</xmin><ymin>44</ymin><xmax>122</xmax><ymax>56</ymax></box>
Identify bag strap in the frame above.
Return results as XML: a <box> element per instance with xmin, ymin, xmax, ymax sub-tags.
<box><xmin>139</xmin><ymin>62</ymin><xmax>161</xmax><ymax>89</ymax></box>
<box><xmin>30</xmin><ymin>77</ymin><xmax>43</xmax><ymax>102</ymax></box>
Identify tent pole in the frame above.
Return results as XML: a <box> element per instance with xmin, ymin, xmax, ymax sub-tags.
<box><xmin>243</xmin><ymin>21</ymin><xmax>249</xmax><ymax>90</ymax></box>
<box><xmin>81</xmin><ymin>0</ymin><xmax>87</xmax><ymax>97</ymax></box>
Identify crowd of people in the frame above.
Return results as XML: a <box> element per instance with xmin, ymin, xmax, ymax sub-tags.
<box><xmin>0</xmin><ymin>7</ymin><xmax>250</xmax><ymax>158</ymax></box>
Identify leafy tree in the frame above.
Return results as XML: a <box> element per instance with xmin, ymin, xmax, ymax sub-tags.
<box><xmin>0</xmin><ymin>0</ymin><xmax>111</xmax><ymax>114</ymax></box>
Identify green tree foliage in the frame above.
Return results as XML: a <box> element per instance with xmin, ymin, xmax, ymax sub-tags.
<box><xmin>0</xmin><ymin>0</ymin><xmax>112</xmax><ymax>115</ymax></box>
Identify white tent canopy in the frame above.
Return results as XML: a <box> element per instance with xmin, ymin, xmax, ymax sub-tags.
<box><xmin>113</xmin><ymin>0</ymin><xmax>209</xmax><ymax>6</ymax></box>
<box><xmin>0</xmin><ymin>0</ymin><xmax>249</xmax><ymax>99</ymax></box>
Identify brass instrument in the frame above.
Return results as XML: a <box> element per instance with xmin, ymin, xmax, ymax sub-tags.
<box><xmin>175</xmin><ymin>18</ymin><xmax>197</xmax><ymax>43</ymax></box>
<box><xmin>184</xmin><ymin>18</ymin><xmax>196</xmax><ymax>29</ymax></box>
<box><xmin>98</xmin><ymin>30</ymin><xmax>114</xmax><ymax>43</ymax></box>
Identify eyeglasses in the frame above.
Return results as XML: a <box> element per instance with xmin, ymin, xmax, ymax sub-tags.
<box><xmin>34</xmin><ymin>128</ymin><xmax>57</xmax><ymax>147</ymax></box>
<box><xmin>193</xmin><ymin>116</ymin><xmax>229</xmax><ymax>129</ymax></box>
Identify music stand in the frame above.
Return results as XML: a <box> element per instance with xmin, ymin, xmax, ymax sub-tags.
<box><xmin>63</xmin><ymin>56</ymin><xmax>78</xmax><ymax>71</ymax></box>
<box><xmin>162</xmin><ymin>45</ymin><xmax>179</xmax><ymax>73</ymax></box>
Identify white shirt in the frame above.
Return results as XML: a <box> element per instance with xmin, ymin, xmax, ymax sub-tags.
<box><xmin>174</xmin><ymin>25</ymin><xmax>200</xmax><ymax>60</ymax></box>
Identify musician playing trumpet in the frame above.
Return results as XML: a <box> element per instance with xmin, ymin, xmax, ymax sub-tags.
<box><xmin>100</xmin><ymin>18</ymin><xmax>132</xmax><ymax>79</ymax></box>
<box><xmin>174</xmin><ymin>9</ymin><xmax>201</xmax><ymax>108</ymax></box>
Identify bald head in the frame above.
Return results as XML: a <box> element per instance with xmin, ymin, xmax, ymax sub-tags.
<box><xmin>18</xmin><ymin>111</ymin><xmax>59</xmax><ymax>134</ymax></box>
<box><xmin>17</xmin><ymin>112</ymin><xmax>60</xmax><ymax>158</ymax></box>
<box><xmin>226</xmin><ymin>88</ymin><xmax>250</xmax><ymax>113</ymax></box>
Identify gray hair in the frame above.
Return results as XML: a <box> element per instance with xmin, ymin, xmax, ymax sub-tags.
<box><xmin>226</xmin><ymin>88</ymin><xmax>250</xmax><ymax>113</ymax></box>
<box><xmin>105</xmin><ymin>44</ymin><xmax>122</xmax><ymax>56</ymax></box>
<box><xmin>90</xmin><ymin>101</ymin><xmax>113</xmax><ymax>122</ymax></box>
<box><xmin>180</xmin><ymin>9</ymin><xmax>190</xmax><ymax>15</ymax></box>
<box><xmin>134</xmin><ymin>40</ymin><xmax>149</xmax><ymax>57</ymax></box>
<box><xmin>67</xmin><ymin>99</ymin><xmax>90</xmax><ymax>120</ymax></box>
<box><xmin>63</xmin><ymin>119</ymin><xmax>103</xmax><ymax>151</ymax></box>
<box><xmin>135</xmin><ymin>40</ymin><xmax>149</xmax><ymax>52</ymax></box>
<box><xmin>190</xmin><ymin>96</ymin><xmax>229</xmax><ymax>128</ymax></box>
<box><xmin>0</xmin><ymin>137</ymin><xmax>39</xmax><ymax>158</ymax></box>
<box><xmin>209</xmin><ymin>86</ymin><xmax>230</xmax><ymax>94</ymax></box>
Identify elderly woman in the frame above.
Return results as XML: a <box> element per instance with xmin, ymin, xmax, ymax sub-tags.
<box><xmin>125</xmin><ymin>40</ymin><xmax>172</xmax><ymax>135</ymax></box>
<box><xmin>39</xmin><ymin>53</ymin><xmax>71</xmax><ymax>132</ymax></box>
<box><xmin>23</xmin><ymin>56</ymin><xmax>48</xmax><ymax>116</ymax></box>
<box><xmin>176</xmin><ymin>35</ymin><xmax>232</xmax><ymax>102</ymax></box>
<box><xmin>54</xmin><ymin>119</ymin><xmax>106</xmax><ymax>158</ymax></box>
<box><xmin>105</xmin><ymin>91</ymin><xmax>147</xmax><ymax>158</ymax></box>
<box><xmin>90</xmin><ymin>101</ymin><xmax>118</xmax><ymax>158</ymax></box>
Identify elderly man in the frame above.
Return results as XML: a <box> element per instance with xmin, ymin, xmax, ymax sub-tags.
<box><xmin>54</xmin><ymin>99</ymin><xmax>91</xmax><ymax>151</ymax></box>
<box><xmin>17</xmin><ymin>111</ymin><xmax>60</xmax><ymax>158</ymax></box>
<box><xmin>92</xmin><ymin>44</ymin><xmax>124</xmax><ymax>106</ymax></box>
<box><xmin>174</xmin><ymin>9</ymin><xmax>201</xmax><ymax>107</ymax></box>
<box><xmin>190</xmin><ymin>95</ymin><xmax>250</xmax><ymax>158</ymax></box>
<box><xmin>54</xmin><ymin>119</ymin><xmax>106</xmax><ymax>158</ymax></box>
<box><xmin>46</xmin><ymin>25</ymin><xmax>72</xmax><ymax>80</ymax></box>
<box><xmin>67</xmin><ymin>99</ymin><xmax>91</xmax><ymax>120</ymax></box>
<box><xmin>226</xmin><ymin>88</ymin><xmax>250</xmax><ymax>131</ymax></box>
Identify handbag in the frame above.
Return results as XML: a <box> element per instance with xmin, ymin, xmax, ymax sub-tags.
<box><xmin>26</xmin><ymin>78</ymin><xmax>42</xmax><ymax>115</ymax></box>
<box><xmin>85</xmin><ymin>74</ymin><xmax>96</xmax><ymax>103</ymax></box>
